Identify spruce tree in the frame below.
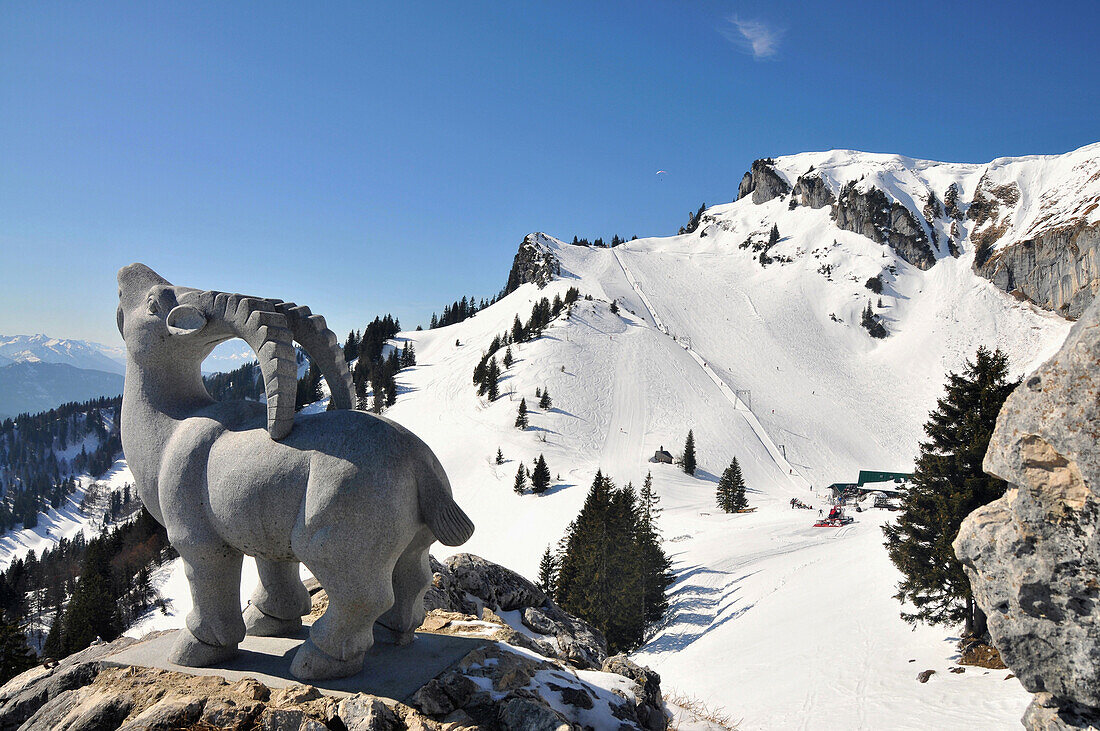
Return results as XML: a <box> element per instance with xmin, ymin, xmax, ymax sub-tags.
<box><xmin>531</xmin><ymin>454</ymin><xmax>552</xmax><ymax>493</ymax></box>
<box><xmin>556</xmin><ymin>471</ymin><xmax>672</xmax><ymax>653</ymax></box>
<box><xmin>717</xmin><ymin>457</ymin><xmax>748</xmax><ymax>512</ymax></box>
<box><xmin>883</xmin><ymin>347</ymin><xmax>1018</xmax><ymax>638</ymax></box>
<box><xmin>537</xmin><ymin>546</ymin><xmax>556</xmax><ymax>594</ymax></box>
<box><xmin>639</xmin><ymin>472</ymin><xmax>661</xmax><ymax>533</ymax></box>
<box><xmin>486</xmin><ymin>358</ymin><xmax>500</xmax><ymax>401</ymax></box>
<box><xmin>513</xmin><ymin>463</ymin><xmax>527</xmax><ymax>494</ymax></box>
<box><xmin>636</xmin><ymin>473</ymin><xmax>673</xmax><ymax>626</ymax></box>
<box><xmin>539</xmin><ymin>387</ymin><xmax>551</xmax><ymax>409</ymax></box>
<box><xmin>769</xmin><ymin>223</ymin><xmax>780</xmax><ymax>247</ymax></box>
<box><xmin>496</xmin><ymin>448</ymin><xmax>504</xmax><ymax>465</ymax></box>
<box><xmin>59</xmin><ymin>542</ymin><xmax>120</xmax><ymax>654</ymax></box>
<box><xmin>503</xmin><ymin>347</ymin><xmax>513</xmax><ymax>368</ymax></box>
<box><xmin>0</xmin><ymin>613</ymin><xmax>34</xmax><ymax>684</ymax></box>
<box><xmin>610</xmin><ymin>300</ymin><xmax>620</xmax><ymax>315</ymax></box>
<box><xmin>682</xmin><ymin>430</ymin><xmax>697</xmax><ymax>475</ymax></box>
<box><xmin>515</xmin><ymin>398</ymin><xmax>529</xmax><ymax>429</ymax></box>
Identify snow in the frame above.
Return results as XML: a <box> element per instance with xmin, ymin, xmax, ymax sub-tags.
<box><xmin>354</xmin><ymin>201</ymin><xmax>1063</xmax><ymax>726</ymax></box>
<box><xmin>0</xmin><ymin>457</ymin><xmax>134</xmax><ymax>570</ymax></box>
<box><xmin>44</xmin><ymin>145</ymin><xmax>1099</xmax><ymax>728</ymax></box>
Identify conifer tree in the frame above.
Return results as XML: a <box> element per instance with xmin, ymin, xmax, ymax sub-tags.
<box><xmin>514</xmin><ymin>463</ymin><xmax>527</xmax><ymax>494</ymax></box>
<box><xmin>537</xmin><ymin>546</ymin><xmax>557</xmax><ymax>594</ymax></box>
<box><xmin>0</xmin><ymin>613</ymin><xmax>34</xmax><ymax>684</ymax></box>
<box><xmin>59</xmin><ymin>542</ymin><xmax>120</xmax><ymax>654</ymax></box>
<box><xmin>610</xmin><ymin>300</ymin><xmax>620</xmax><ymax>315</ymax></box>
<box><xmin>717</xmin><ymin>457</ymin><xmax>748</xmax><ymax>512</ymax></box>
<box><xmin>512</xmin><ymin>315</ymin><xmax>525</xmax><ymax>343</ymax></box>
<box><xmin>539</xmin><ymin>387</ymin><xmax>551</xmax><ymax>410</ymax></box>
<box><xmin>769</xmin><ymin>223</ymin><xmax>780</xmax><ymax>247</ymax></box>
<box><xmin>682</xmin><ymin>430</ymin><xmax>697</xmax><ymax>475</ymax></box>
<box><xmin>487</xmin><ymin>358</ymin><xmax>500</xmax><ymax>401</ymax></box>
<box><xmin>883</xmin><ymin>347</ymin><xmax>1017</xmax><ymax>638</ymax></box>
<box><xmin>639</xmin><ymin>472</ymin><xmax>661</xmax><ymax>533</ymax></box>
<box><xmin>555</xmin><ymin>471</ymin><xmax>672</xmax><ymax>653</ymax></box>
<box><xmin>531</xmin><ymin>454</ymin><xmax>552</xmax><ymax>493</ymax></box>
<box><xmin>496</xmin><ymin>448</ymin><xmax>504</xmax><ymax>465</ymax></box>
<box><xmin>515</xmin><ymin>398</ymin><xmax>529</xmax><ymax>429</ymax></box>
<box><xmin>503</xmin><ymin>347</ymin><xmax>513</xmax><ymax>368</ymax></box>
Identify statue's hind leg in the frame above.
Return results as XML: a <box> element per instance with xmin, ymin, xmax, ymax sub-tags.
<box><xmin>170</xmin><ymin>543</ymin><xmax>246</xmax><ymax>667</ymax></box>
<box><xmin>376</xmin><ymin>529</ymin><xmax>434</xmax><ymax>646</ymax></box>
<box><xmin>289</xmin><ymin>560</ymin><xmax>396</xmax><ymax>680</ymax></box>
<box><xmin>244</xmin><ymin>559</ymin><xmax>312</xmax><ymax>637</ymax></box>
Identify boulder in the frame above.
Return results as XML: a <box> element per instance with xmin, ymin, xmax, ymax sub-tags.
<box><xmin>602</xmin><ymin>655</ymin><xmax>666</xmax><ymax>731</ymax></box>
<box><xmin>954</xmin><ymin>295</ymin><xmax>1100</xmax><ymax>729</ymax></box>
<box><xmin>445</xmin><ymin>553</ymin><xmax>547</xmax><ymax>611</ymax></box>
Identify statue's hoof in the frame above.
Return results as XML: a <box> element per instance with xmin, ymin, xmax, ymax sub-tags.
<box><xmin>244</xmin><ymin>604</ymin><xmax>303</xmax><ymax>637</ymax></box>
<box><xmin>290</xmin><ymin>638</ymin><xmax>364</xmax><ymax>680</ymax></box>
<box><xmin>374</xmin><ymin>622</ymin><xmax>415</xmax><ymax>646</ymax></box>
<box><xmin>169</xmin><ymin>630</ymin><xmax>238</xmax><ymax>667</ymax></box>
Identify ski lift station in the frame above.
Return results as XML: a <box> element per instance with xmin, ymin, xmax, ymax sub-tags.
<box><xmin>826</xmin><ymin>470</ymin><xmax>912</xmax><ymax>501</ymax></box>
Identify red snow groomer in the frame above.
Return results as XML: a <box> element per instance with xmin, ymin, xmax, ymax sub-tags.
<box><xmin>814</xmin><ymin>504</ymin><xmax>854</xmax><ymax>528</ymax></box>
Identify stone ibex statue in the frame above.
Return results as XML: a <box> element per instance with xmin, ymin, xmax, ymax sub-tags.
<box><xmin>116</xmin><ymin>263</ymin><xmax>474</xmax><ymax>680</ymax></box>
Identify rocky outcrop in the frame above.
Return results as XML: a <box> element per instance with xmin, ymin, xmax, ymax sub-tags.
<box><xmin>738</xmin><ymin>159</ymin><xmax>791</xmax><ymax>205</ymax></box>
<box><xmin>427</xmin><ymin>553</ymin><xmax>609</xmax><ymax>670</ymax></box>
<box><xmin>832</xmin><ymin>181</ymin><xmax>937</xmax><ymax>270</ymax></box>
<box><xmin>791</xmin><ymin>172</ymin><xmax>835</xmax><ymax>209</ymax></box>
<box><xmin>954</xmin><ymin>295</ymin><xmax>1100</xmax><ymax>730</ymax></box>
<box><xmin>943</xmin><ymin>182</ymin><xmax>964</xmax><ymax>220</ymax></box>
<box><xmin>504</xmin><ymin>234</ymin><xmax>558</xmax><ymax>295</ymax></box>
<box><xmin>0</xmin><ymin>552</ymin><xmax>666</xmax><ymax>729</ymax></box>
<box><xmin>0</xmin><ymin>633</ymin><xmax>664</xmax><ymax>731</ymax></box>
<box><xmin>975</xmin><ymin>221</ymin><xmax>1100</xmax><ymax>320</ymax></box>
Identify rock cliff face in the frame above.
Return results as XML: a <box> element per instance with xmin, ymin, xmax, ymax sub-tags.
<box><xmin>832</xmin><ymin>181</ymin><xmax>937</xmax><ymax>270</ymax></box>
<box><xmin>975</xmin><ymin>221</ymin><xmax>1100</xmax><ymax>320</ymax></box>
<box><xmin>954</xmin><ymin>296</ymin><xmax>1100</xmax><ymax>730</ymax></box>
<box><xmin>504</xmin><ymin>233</ymin><xmax>559</xmax><ymax>295</ymax></box>
<box><xmin>738</xmin><ymin>158</ymin><xmax>791</xmax><ymax>205</ymax></box>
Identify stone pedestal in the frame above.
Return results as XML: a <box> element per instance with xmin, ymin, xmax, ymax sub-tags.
<box><xmin>102</xmin><ymin>628</ymin><xmax>487</xmax><ymax>702</ymax></box>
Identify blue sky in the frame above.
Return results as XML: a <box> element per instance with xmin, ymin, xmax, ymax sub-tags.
<box><xmin>2</xmin><ymin>1</ymin><xmax>1098</xmax><ymax>345</ymax></box>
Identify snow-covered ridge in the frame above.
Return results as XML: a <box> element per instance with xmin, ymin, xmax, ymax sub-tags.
<box><xmin>725</xmin><ymin>142</ymin><xmax>1100</xmax><ymax>318</ymax></box>
<box><xmin>0</xmin><ymin>333</ymin><xmax>126</xmax><ymax>375</ymax></box>
<box><xmin>755</xmin><ymin>141</ymin><xmax>1100</xmax><ymax>249</ymax></box>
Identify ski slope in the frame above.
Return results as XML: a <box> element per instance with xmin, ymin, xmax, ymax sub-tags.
<box><xmin>373</xmin><ymin>221</ymin><xmax>1067</xmax><ymax>728</ymax></box>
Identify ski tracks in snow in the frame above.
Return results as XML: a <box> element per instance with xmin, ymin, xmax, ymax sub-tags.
<box><xmin>611</xmin><ymin>247</ymin><xmax>811</xmax><ymax>494</ymax></box>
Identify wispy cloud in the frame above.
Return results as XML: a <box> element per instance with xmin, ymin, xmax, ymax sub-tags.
<box><xmin>722</xmin><ymin>15</ymin><xmax>783</xmax><ymax>59</ymax></box>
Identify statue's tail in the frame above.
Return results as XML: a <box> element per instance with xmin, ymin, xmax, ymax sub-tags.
<box><xmin>417</xmin><ymin>461</ymin><xmax>475</xmax><ymax>547</ymax></box>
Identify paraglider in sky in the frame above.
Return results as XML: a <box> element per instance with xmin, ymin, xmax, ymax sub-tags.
<box><xmin>656</xmin><ymin>170</ymin><xmax>667</xmax><ymax>175</ymax></box>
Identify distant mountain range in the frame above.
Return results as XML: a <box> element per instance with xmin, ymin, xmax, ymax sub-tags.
<box><xmin>0</xmin><ymin>334</ymin><xmax>126</xmax><ymax>374</ymax></box>
<box><xmin>0</xmin><ymin>362</ymin><xmax>123</xmax><ymax>419</ymax></box>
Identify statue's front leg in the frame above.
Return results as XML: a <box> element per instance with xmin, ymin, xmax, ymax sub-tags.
<box><xmin>169</xmin><ymin>542</ymin><xmax>246</xmax><ymax>667</ymax></box>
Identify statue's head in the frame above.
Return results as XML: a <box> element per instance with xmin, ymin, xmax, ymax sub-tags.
<box><xmin>116</xmin><ymin>263</ymin><xmax>302</xmax><ymax>438</ymax></box>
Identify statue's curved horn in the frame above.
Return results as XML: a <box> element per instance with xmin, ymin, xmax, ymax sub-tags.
<box><xmin>267</xmin><ymin>300</ymin><xmax>356</xmax><ymax>410</ymax></box>
<box><xmin>196</xmin><ymin>291</ymin><xmax>298</xmax><ymax>440</ymax></box>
